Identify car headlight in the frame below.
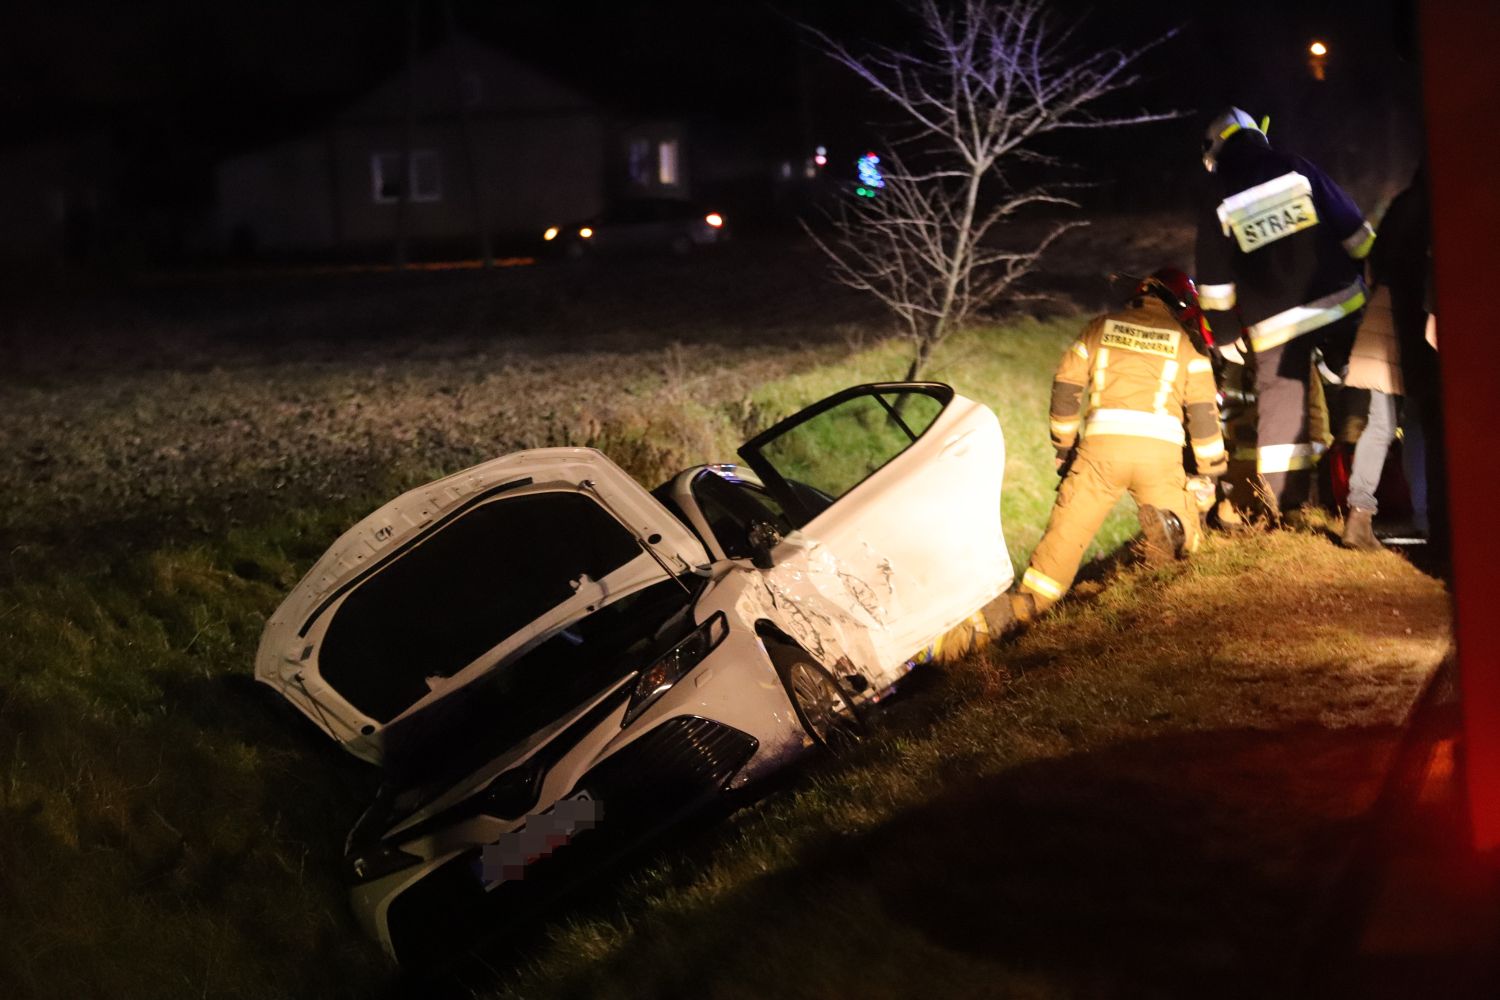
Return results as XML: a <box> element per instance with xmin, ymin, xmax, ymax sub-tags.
<box><xmin>543</xmin><ymin>226</ymin><xmax>559</xmax><ymax>241</ymax></box>
<box><xmin>346</xmin><ymin>841</ymin><xmax>422</xmax><ymax>884</ymax></box>
<box><xmin>622</xmin><ymin>612</ymin><xmax>728</xmax><ymax>727</ymax></box>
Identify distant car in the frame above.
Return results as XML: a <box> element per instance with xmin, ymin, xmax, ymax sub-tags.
<box><xmin>541</xmin><ymin>198</ymin><xmax>727</xmax><ymax>257</ymax></box>
<box><xmin>254</xmin><ymin>382</ymin><xmax>1012</xmax><ymax>962</ymax></box>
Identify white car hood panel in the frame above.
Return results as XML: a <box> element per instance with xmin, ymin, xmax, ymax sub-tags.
<box><xmin>254</xmin><ymin>447</ymin><xmax>709</xmax><ymax>764</ymax></box>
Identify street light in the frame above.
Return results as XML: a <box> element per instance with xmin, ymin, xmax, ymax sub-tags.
<box><xmin>1309</xmin><ymin>39</ymin><xmax>1328</xmax><ymax>80</ymax></box>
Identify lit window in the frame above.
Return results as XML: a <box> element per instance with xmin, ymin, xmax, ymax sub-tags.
<box><xmin>371</xmin><ymin>150</ymin><xmax>443</xmax><ymax>204</ymax></box>
<box><xmin>657</xmin><ymin>139</ymin><xmax>680</xmax><ymax>187</ymax></box>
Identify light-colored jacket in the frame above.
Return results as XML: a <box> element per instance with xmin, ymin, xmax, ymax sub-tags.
<box><xmin>1049</xmin><ymin>297</ymin><xmax>1226</xmax><ymax>475</ymax></box>
<box><xmin>1346</xmin><ymin>284</ymin><xmax>1404</xmax><ymax>395</ymax></box>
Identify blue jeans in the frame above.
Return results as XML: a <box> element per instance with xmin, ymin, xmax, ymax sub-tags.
<box><xmin>1349</xmin><ymin>390</ymin><xmax>1397</xmax><ymax>512</ymax></box>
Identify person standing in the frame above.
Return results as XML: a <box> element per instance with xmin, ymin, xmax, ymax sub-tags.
<box><xmin>1007</xmin><ymin>269</ymin><xmax>1226</xmax><ymax>622</ymax></box>
<box><xmin>1375</xmin><ymin>165</ymin><xmax>1444</xmax><ymax>549</ymax></box>
<box><xmin>1195</xmin><ymin>108</ymin><xmax>1377</xmax><ymax>517</ymax></box>
<box><xmin>1341</xmin><ymin>280</ymin><xmax>1403</xmax><ymax>549</ymax></box>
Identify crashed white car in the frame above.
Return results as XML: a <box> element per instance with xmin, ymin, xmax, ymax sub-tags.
<box><xmin>255</xmin><ymin>382</ymin><xmax>1012</xmax><ymax>961</ymax></box>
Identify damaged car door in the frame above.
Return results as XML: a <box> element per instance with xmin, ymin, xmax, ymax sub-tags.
<box><xmin>737</xmin><ymin>383</ymin><xmax>1012</xmax><ymax>683</ymax></box>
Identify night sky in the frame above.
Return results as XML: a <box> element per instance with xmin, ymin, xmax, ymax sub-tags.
<box><xmin>0</xmin><ymin>0</ymin><xmax>1424</xmax><ymax>219</ymax></box>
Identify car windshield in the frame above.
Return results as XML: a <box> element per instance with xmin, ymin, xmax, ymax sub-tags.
<box><xmin>380</xmin><ymin>576</ymin><xmax>701</xmax><ymax>789</ymax></box>
<box><xmin>318</xmin><ymin>491</ymin><xmax>643</xmax><ymax>724</ymax></box>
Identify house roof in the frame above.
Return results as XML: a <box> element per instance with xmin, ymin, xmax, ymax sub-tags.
<box><xmin>337</xmin><ymin>35</ymin><xmax>595</xmax><ymax>124</ymax></box>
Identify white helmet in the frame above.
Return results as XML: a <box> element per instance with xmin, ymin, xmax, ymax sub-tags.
<box><xmin>1202</xmin><ymin>107</ymin><xmax>1265</xmax><ymax>173</ymax></box>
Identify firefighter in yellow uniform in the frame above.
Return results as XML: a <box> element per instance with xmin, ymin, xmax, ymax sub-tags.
<box><xmin>1013</xmin><ymin>269</ymin><xmax>1228</xmax><ymax>620</ymax></box>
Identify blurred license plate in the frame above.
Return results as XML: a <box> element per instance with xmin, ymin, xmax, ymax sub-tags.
<box><xmin>473</xmin><ymin>790</ymin><xmax>601</xmax><ymax>891</ymax></box>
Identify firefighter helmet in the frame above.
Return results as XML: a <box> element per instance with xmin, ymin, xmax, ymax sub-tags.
<box><xmin>1135</xmin><ymin>267</ymin><xmax>1209</xmax><ymax>348</ymax></box>
<box><xmin>1202</xmin><ymin>107</ymin><xmax>1263</xmax><ymax>172</ymax></box>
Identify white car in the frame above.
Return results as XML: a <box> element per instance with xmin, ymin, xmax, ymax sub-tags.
<box><xmin>254</xmin><ymin>382</ymin><xmax>1013</xmax><ymax>962</ymax></box>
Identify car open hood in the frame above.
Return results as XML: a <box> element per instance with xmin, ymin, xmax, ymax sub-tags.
<box><xmin>254</xmin><ymin>447</ymin><xmax>710</xmax><ymax>766</ymax></box>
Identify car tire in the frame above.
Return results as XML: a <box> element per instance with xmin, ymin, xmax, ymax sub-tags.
<box><xmin>767</xmin><ymin>643</ymin><xmax>867</xmax><ymax>755</ymax></box>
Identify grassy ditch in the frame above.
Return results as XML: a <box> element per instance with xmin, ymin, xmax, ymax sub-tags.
<box><xmin>0</xmin><ymin>309</ymin><xmax>1442</xmax><ymax>999</ymax></box>
<box><xmin>488</xmin><ymin>524</ymin><xmax>1450</xmax><ymax>999</ymax></box>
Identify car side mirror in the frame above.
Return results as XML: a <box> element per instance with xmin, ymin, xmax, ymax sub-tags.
<box><xmin>747</xmin><ymin>520</ymin><xmax>784</xmax><ymax>570</ymax></box>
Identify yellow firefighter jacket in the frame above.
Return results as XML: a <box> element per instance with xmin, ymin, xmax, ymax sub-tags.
<box><xmin>1050</xmin><ymin>297</ymin><xmax>1228</xmax><ymax>475</ymax></box>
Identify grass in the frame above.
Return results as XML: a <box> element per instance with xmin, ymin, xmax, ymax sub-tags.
<box><xmin>483</xmin><ymin>524</ymin><xmax>1449</xmax><ymax>999</ymax></box>
<box><xmin>0</xmin><ymin>278</ymin><xmax>1446</xmax><ymax>999</ymax></box>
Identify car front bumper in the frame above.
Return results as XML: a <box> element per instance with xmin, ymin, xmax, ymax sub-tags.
<box><xmin>360</xmin><ymin>715</ymin><xmax>760</xmax><ymax>963</ymax></box>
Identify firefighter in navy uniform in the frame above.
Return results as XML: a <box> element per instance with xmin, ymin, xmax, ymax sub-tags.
<box><xmin>1195</xmin><ymin>107</ymin><xmax>1376</xmax><ymax>516</ymax></box>
<box><xmin>1006</xmin><ymin>269</ymin><xmax>1227</xmax><ymax>622</ymax></box>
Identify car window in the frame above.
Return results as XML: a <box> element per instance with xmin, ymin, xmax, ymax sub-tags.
<box><xmin>689</xmin><ymin>471</ymin><xmax>794</xmax><ymax>558</ymax></box>
<box><xmin>753</xmin><ymin>390</ymin><xmax>945</xmax><ymax>505</ymax></box>
<box><xmin>319</xmin><ymin>491</ymin><xmax>643</xmax><ymax>723</ymax></box>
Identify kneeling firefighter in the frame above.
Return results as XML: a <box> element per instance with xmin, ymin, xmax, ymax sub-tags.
<box><xmin>1009</xmin><ymin>269</ymin><xmax>1227</xmax><ymax>622</ymax></box>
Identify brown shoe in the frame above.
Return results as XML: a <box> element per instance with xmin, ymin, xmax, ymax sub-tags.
<box><xmin>1341</xmin><ymin>506</ymin><xmax>1382</xmax><ymax>551</ymax></box>
<box><xmin>1212</xmin><ymin>498</ymin><xmax>1254</xmax><ymax>533</ymax></box>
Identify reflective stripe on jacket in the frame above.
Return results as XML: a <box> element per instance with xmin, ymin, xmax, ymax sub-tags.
<box><xmin>1050</xmin><ymin>297</ymin><xmax>1226</xmax><ymax>475</ymax></box>
<box><xmin>1195</xmin><ymin>131</ymin><xmax>1373</xmax><ymax>346</ymax></box>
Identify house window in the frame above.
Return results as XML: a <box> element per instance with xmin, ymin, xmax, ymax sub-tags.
<box><xmin>627</xmin><ymin>139</ymin><xmax>652</xmax><ymax>187</ymax></box>
<box><xmin>371</xmin><ymin>150</ymin><xmax>443</xmax><ymax>204</ymax></box>
<box><xmin>657</xmin><ymin>139</ymin><xmax>680</xmax><ymax>187</ymax></box>
<box><xmin>372</xmin><ymin>152</ymin><xmax>403</xmax><ymax>203</ymax></box>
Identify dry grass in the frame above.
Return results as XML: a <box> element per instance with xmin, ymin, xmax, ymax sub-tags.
<box><xmin>2</xmin><ymin>300</ymin><xmax>1087</xmax><ymax>1000</ymax></box>
<box><xmin>0</xmin><ymin>243</ymin><xmax>1452</xmax><ymax>998</ymax></box>
<box><xmin>484</xmin><ymin>523</ymin><xmax>1450</xmax><ymax>999</ymax></box>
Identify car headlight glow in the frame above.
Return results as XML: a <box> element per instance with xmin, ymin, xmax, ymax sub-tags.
<box><xmin>622</xmin><ymin>612</ymin><xmax>728</xmax><ymax>726</ymax></box>
<box><xmin>579</xmin><ymin>226</ymin><xmax>594</xmax><ymax>239</ymax></box>
<box><xmin>543</xmin><ymin>226</ymin><xmax>559</xmax><ymax>241</ymax></box>
<box><xmin>705</xmin><ymin>212</ymin><xmax>723</xmax><ymax>228</ymax></box>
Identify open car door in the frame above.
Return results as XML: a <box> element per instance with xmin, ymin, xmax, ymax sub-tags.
<box><xmin>738</xmin><ymin>383</ymin><xmax>1012</xmax><ymax>677</ymax></box>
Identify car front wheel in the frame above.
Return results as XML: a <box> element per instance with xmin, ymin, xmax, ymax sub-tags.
<box><xmin>769</xmin><ymin>644</ymin><xmax>866</xmax><ymax>755</ymax></box>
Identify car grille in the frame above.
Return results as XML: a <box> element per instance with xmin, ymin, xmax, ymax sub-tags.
<box><xmin>576</xmin><ymin>716</ymin><xmax>759</xmax><ymax>825</ymax></box>
<box><xmin>384</xmin><ymin>717</ymin><xmax>756</xmax><ymax>964</ymax></box>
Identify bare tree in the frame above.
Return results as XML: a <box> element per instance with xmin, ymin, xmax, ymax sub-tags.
<box><xmin>804</xmin><ymin>0</ymin><xmax>1177</xmax><ymax>379</ymax></box>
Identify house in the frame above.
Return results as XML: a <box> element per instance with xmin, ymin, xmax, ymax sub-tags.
<box><xmin>213</xmin><ymin>36</ymin><xmax>689</xmax><ymax>257</ymax></box>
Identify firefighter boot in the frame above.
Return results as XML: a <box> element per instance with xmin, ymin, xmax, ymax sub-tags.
<box><xmin>1341</xmin><ymin>506</ymin><xmax>1382</xmax><ymax>551</ymax></box>
<box><xmin>980</xmin><ymin>592</ymin><xmax>1018</xmax><ymax>638</ymax></box>
<box><xmin>1138</xmin><ymin>505</ymin><xmax>1186</xmax><ymax>565</ymax></box>
<box><xmin>1009</xmin><ymin>590</ymin><xmax>1039</xmax><ymax>626</ymax></box>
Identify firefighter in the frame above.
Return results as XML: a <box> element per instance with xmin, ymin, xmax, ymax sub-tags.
<box><xmin>1195</xmin><ymin>107</ymin><xmax>1376</xmax><ymax>516</ymax></box>
<box><xmin>1007</xmin><ymin>269</ymin><xmax>1227</xmax><ymax>622</ymax></box>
